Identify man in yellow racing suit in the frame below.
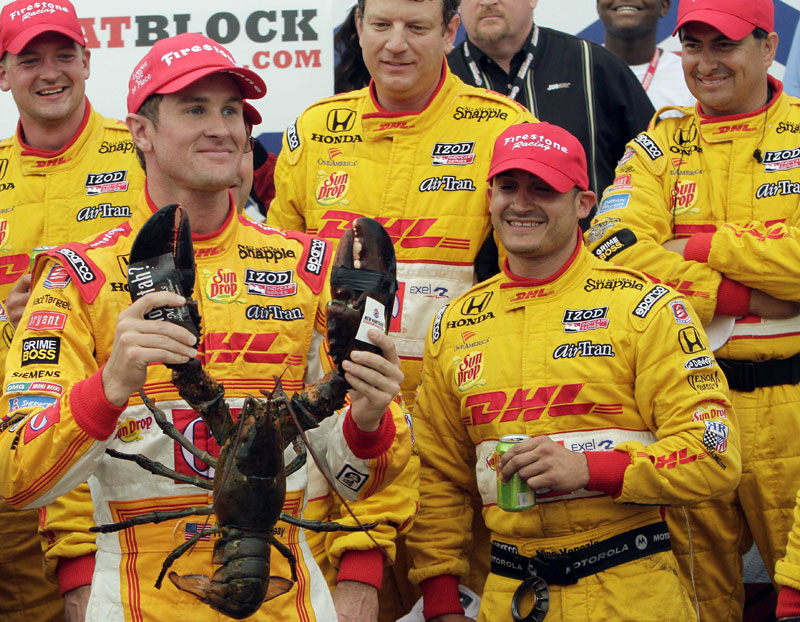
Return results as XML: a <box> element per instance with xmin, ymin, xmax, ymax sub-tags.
<box><xmin>408</xmin><ymin>122</ymin><xmax>740</xmax><ymax>621</ymax></box>
<box><xmin>584</xmin><ymin>0</ymin><xmax>800</xmax><ymax>619</ymax></box>
<box><xmin>0</xmin><ymin>33</ymin><xmax>411</xmax><ymax>622</ymax></box>
<box><xmin>267</xmin><ymin>1</ymin><xmax>534</xmax><ymax>617</ymax></box>
<box><xmin>0</xmin><ymin>1</ymin><xmax>144</xmax><ymax>618</ymax></box>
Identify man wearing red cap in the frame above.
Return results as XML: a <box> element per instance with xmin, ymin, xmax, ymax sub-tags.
<box><xmin>0</xmin><ymin>32</ymin><xmax>411</xmax><ymax>622</ymax></box>
<box><xmin>0</xmin><ymin>1</ymin><xmax>144</xmax><ymax>620</ymax></box>
<box><xmin>583</xmin><ymin>0</ymin><xmax>800</xmax><ymax>619</ymax></box>
<box><xmin>406</xmin><ymin>121</ymin><xmax>739</xmax><ymax>622</ymax></box>
<box><xmin>268</xmin><ymin>1</ymin><xmax>533</xmax><ymax>618</ymax></box>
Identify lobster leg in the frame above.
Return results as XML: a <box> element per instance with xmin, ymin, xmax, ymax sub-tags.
<box><xmin>140</xmin><ymin>390</ymin><xmax>217</xmax><ymax>468</ymax></box>
<box><xmin>269</xmin><ymin>536</ymin><xmax>297</xmax><ymax>583</ymax></box>
<box><xmin>91</xmin><ymin>505</ymin><xmax>214</xmax><ymax>534</ymax></box>
<box><xmin>278</xmin><ymin>512</ymin><xmax>378</xmax><ymax>533</ymax></box>
<box><xmin>156</xmin><ymin>526</ymin><xmax>219</xmax><ymax>588</ymax></box>
<box><xmin>105</xmin><ymin>448</ymin><xmax>214</xmax><ymax>490</ymax></box>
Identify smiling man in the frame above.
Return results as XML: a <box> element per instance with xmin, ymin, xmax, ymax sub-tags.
<box><xmin>597</xmin><ymin>0</ymin><xmax>694</xmax><ymax>110</ymax></box>
<box><xmin>0</xmin><ymin>32</ymin><xmax>411</xmax><ymax>622</ymax></box>
<box><xmin>407</xmin><ymin>121</ymin><xmax>739</xmax><ymax>622</ymax></box>
<box><xmin>583</xmin><ymin>1</ymin><xmax>800</xmax><ymax>620</ymax></box>
<box><xmin>0</xmin><ymin>2</ymin><xmax>144</xmax><ymax>621</ymax></box>
<box><xmin>268</xmin><ymin>4</ymin><xmax>532</xmax><ymax>617</ymax></box>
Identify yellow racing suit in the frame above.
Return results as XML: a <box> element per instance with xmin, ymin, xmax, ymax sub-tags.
<box><xmin>407</xmin><ymin>239</ymin><xmax>740</xmax><ymax>621</ymax></box>
<box><xmin>585</xmin><ymin>76</ymin><xmax>800</xmax><ymax>621</ymax></box>
<box><xmin>0</xmin><ymin>100</ymin><xmax>143</xmax><ymax>621</ymax></box>
<box><xmin>776</xmin><ymin>489</ymin><xmax>800</xmax><ymax>618</ymax></box>
<box><xmin>0</xmin><ymin>192</ymin><xmax>411</xmax><ymax>622</ymax></box>
<box><xmin>268</xmin><ymin>63</ymin><xmax>533</xmax><ymax>617</ymax></box>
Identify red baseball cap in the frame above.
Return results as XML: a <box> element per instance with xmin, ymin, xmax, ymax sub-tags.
<box><xmin>127</xmin><ymin>33</ymin><xmax>266</xmax><ymax>114</ymax></box>
<box><xmin>488</xmin><ymin>122</ymin><xmax>589</xmax><ymax>192</ymax></box>
<box><xmin>673</xmin><ymin>0</ymin><xmax>774</xmax><ymax>40</ymax></box>
<box><xmin>0</xmin><ymin>0</ymin><xmax>85</xmax><ymax>56</ymax></box>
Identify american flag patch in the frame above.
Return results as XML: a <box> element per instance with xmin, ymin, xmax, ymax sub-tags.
<box><xmin>703</xmin><ymin>421</ymin><xmax>728</xmax><ymax>454</ymax></box>
<box><xmin>184</xmin><ymin>522</ymin><xmax>215</xmax><ymax>541</ymax></box>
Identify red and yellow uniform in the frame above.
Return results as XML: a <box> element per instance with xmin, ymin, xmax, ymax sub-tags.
<box><xmin>408</xmin><ymin>241</ymin><xmax>740</xmax><ymax>621</ymax></box>
<box><xmin>0</xmin><ymin>99</ymin><xmax>143</xmax><ymax>621</ymax></box>
<box><xmin>585</xmin><ymin>77</ymin><xmax>800</xmax><ymax>621</ymax></box>
<box><xmin>0</xmin><ymin>192</ymin><xmax>411</xmax><ymax>622</ymax></box>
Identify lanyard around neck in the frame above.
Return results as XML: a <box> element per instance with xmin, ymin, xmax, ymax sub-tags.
<box><xmin>640</xmin><ymin>47</ymin><xmax>662</xmax><ymax>92</ymax></box>
<box><xmin>462</xmin><ymin>25</ymin><xmax>539</xmax><ymax>102</ymax></box>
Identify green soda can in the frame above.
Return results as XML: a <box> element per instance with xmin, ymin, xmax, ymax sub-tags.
<box><xmin>496</xmin><ymin>434</ymin><xmax>536</xmax><ymax>511</ymax></box>
<box><xmin>30</xmin><ymin>246</ymin><xmax>55</xmax><ymax>270</ymax></box>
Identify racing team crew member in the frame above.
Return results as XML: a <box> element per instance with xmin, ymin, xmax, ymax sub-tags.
<box><xmin>268</xmin><ymin>0</ymin><xmax>533</xmax><ymax>618</ymax></box>
<box><xmin>0</xmin><ymin>1</ymin><xmax>143</xmax><ymax>620</ymax></box>
<box><xmin>407</xmin><ymin>122</ymin><xmax>740</xmax><ymax>621</ymax></box>
<box><xmin>584</xmin><ymin>0</ymin><xmax>800</xmax><ymax>619</ymax></box>
<box><xmin>0</xmin><ymin>33</ymin><xmax>411</xmax><ymax>622</ymax></box>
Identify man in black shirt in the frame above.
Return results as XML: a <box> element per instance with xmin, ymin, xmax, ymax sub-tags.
<box><xmin>448</xmin><ymin>0</ymin><xmax>655</xmax><ymax>220</ymax></box>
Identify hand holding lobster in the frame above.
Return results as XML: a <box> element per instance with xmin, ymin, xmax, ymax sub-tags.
<box><xmin>101</xmin><ymin>291</ymin><xmax>198</xmax><ymax>407</ymax></box>
<box><xmin>344</xmin><ymin>328</ymin><xmax>403</xmax><ymax>432</ymax></box>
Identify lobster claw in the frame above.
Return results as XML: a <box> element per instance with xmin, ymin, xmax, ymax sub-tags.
<box><xmin>127</xmin><ymin>203</ymin><xmax>202</xmax><ymax>351</ymax></box>
<box><xmin>327</xmin><ymin>217</ymin><xmax>398</xmax><ymax>369</ymax></box>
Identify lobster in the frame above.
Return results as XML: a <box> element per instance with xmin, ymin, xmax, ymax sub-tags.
<box><xmin>90</xmin><ymin>204</ymin><xmax>398</xmax><ymax>619</ymax></box>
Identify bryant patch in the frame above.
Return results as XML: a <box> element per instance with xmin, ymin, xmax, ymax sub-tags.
<box><xmin>594</xmin><ymin>228</ymin><xmax>637</xmax><ymax>261</ymax></box>
<box><xmin>634</xmin><ymin>133</ymin><xmax>664</xmax><ymax>160</ymax></box>
<box><xmin>633</xmin><ymin>286</ymin><xmax>669</xmax><ymax>318</ymax></box>
<box><xmin>336</xmin><ymin>464</ymin><xmax>369</xmax><ymax>492</ymax></box>
<box><xmin>21</xmin><ymin>337</ymin><xmax>60</xmax><ymax>366</ymax></box>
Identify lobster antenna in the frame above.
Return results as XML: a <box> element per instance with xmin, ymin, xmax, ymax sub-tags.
<box><xmin>274</xmin><ymin>377</ymin><xmax>392</xmax><ymax>563</ymax></box>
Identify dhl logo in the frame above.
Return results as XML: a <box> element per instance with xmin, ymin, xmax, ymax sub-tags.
<box><xmin>33</xmin><ymin>157</ymin><xmax>70</xmax><ymax>168</ymax></box>
<box><xmin>723</xmin><ymin>222</ymin><xmax>787</xmax><ymax>242</ymax></box>
<box><xmin>641</xmin><ymin>273</ymin><xmax>711</xmax><ymax>299</ymax></box>
<box><xmin>464</xmin><ymin>384</ymin><xmax>622</xmax><ymax>426</ymax></box>
<box><xmin>198</xmin><ymin>332</ymin><xmax>287</xmax><ymax>366</ymax></box>
<box><xmin>317</xmin><ymin>210</ymin><xmax>470</xmax><ymax>250</ymax></box>
<box><xmin>377</xmin><ymin>121</ymin><xmax>415</xmax><ymax>131</ymax></box>
<box><xmin>712</xmin><ymin>123</ymin><xmax>757</xmax><ymax>135</ymax></box>
<box><xmin>0</xmin><ymin>253</ymin><xmax>29</xmax><ymax>285</ymax></box>
<box><xmin>638</xmin><ymin>448</ymin><xmax>703</xmax><ymax>469</ymax></box>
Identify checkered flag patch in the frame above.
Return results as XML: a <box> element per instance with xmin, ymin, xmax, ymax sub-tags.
<box><xmin>703</xmin><ymin>420</ymin><xmax>728</xmax><ymax>454</ymax></box>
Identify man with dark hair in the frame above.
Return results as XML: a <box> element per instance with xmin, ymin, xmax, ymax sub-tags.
<box><xmin>0</xmin><ymin>1</ymin><xmax>144</xmax><ymax>620</ymax></box>
<box><xmin>447</xmin><ymin>0</ymin><xmax>655</xmax><ymax>213</ymax></box>
<box><xmin>597</xmin><ymin>0</ymin><xmax>694</xmax><ymax>110</ymax></box>
<box><xmin>584</xmin><ymin>1</ymin><xmax>800</xmax><ymax>619</ymax></box>
<box><xmin>408</xmin><ymin>121</ymin><xmax>739</xmax><ymax>622</ymax></box>
<box><xmin>269</xmin><ymin>0</ymin><xmax>534</xmax><ymax>618</ymax></box>
<box><xmin>0</xmin><ymin>32</ymin><xmax>411</xmax><ymax>622</ymax></box>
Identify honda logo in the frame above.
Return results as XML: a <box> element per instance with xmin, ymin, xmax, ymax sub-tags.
<box><xmin>327</xmin><ymin>108</ymin><xmax>357</xmax><ymax>133</ymax></box>
<box><xmin>679</xmin><ymin>327</ymin><xmax>705</xmax><ymax>354</ymax></box>
<box><xmin>461</xmin><ymin>292</ymin><xmax>492</xmax><ymax>316</ymax></box>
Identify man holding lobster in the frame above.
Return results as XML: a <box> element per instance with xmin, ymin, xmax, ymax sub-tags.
<box><xmin>0</xmin><ymin>33</ymin><xmax>411</xmax><ymax>622</ymax></box>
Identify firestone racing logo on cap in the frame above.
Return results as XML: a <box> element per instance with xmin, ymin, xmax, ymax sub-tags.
<box><xmin>9</xmin><ymin>2</ymin><xmax>71</xmax><ymax>21</ymax></box>
<box><xmin>503</xmin><ymin>132</ymin><xmax>569</xmax><ymax>153</ymax></box>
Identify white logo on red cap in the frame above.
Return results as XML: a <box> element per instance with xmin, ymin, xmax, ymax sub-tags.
<box><xmin>504</xmin><ymin>132</ymin><xmax>569</xmax><ymax>154</ymax></box>
<box><xmin>130</xmin><ymin>62</ymin><xmax>150</xmax><ymax>96</ymax></box>
<box><xmin>10</xmin><ymin>3</ymin><xmax>70</xmax><ymax>21</ymax></box>
<box><xmin>161</xmin><ymin>43</ymin><xmax>235</xmax><ymax>67</ymax></box>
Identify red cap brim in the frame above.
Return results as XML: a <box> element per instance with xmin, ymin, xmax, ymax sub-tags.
<box><xmin>4</xmin><ymin>24</ymin><xmax>85</xmax><ymax>55</ymax></box>
<box><xmin>154</xmin><ymin>65</ymin><xmax>266</xmax><ymax>101</ymax></box>
<box><xmin>487</xmin><ymin>158</ymin><xmax>577</xmax><ymax>193</ymax></box>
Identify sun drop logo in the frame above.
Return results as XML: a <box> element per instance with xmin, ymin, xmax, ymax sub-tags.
<box><xmin>115</xmin><ymin>417</ymin><xmax>153</xmax><ymax>443</ymax></box>
<box><xmin>454</xmin><ymin>351</ymin><xmax>487</xmax><ymax>392</ymax></box>
<box><xmin>203</xmin><ymin>268</ymin><xmax>245</xmax><ymax>304</ymax></box>
<box><xmin>315</xmin><ymin>171</ymin><xmax>350</xmax><ymax>206</ymax></box>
